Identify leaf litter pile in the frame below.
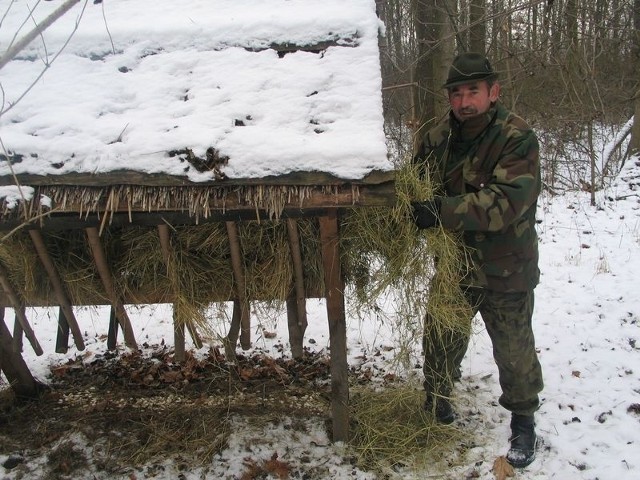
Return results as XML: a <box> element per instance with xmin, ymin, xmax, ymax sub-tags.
<box><xmin>1</xmin><ymin>343</ymin><xmax>337</xmax><ymax>478</ymax></box>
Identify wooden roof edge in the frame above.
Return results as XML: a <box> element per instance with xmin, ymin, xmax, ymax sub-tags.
<box><xmin>0</xmin><ymin>169</ymin><xmax>394</xmax><ymax>188</ymax></box>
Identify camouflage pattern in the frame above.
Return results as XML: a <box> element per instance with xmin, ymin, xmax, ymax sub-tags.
<box><xmin>414</xmin><ymin>102</ymin><xmax>541</xmax><ymax>292</ymax></box>
<box><xmin>416</xmin><ymin>100</ymin><xmax>544</xmax><ymax>415</ymax></box>
<box><xmin>423</xmin><ymin>288</ymin><xmax>543</xmax><ymax>415</ymax></box>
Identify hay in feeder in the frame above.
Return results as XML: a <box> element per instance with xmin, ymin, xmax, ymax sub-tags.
<box><xmin>0</xmin><ymin>160</ymin><xmax>472</xmax><ymax>357</ymax></box>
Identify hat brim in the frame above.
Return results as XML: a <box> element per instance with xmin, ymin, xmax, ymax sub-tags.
<box><xmin>442</xmin><ymin>73</ymin><xmax>496</xmax><ymax>89</ymax></box>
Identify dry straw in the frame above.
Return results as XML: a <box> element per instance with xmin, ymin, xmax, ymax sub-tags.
<box><xmin>349</xmin><ymin>385</ymin><xmax>463</xmax><ymax>473</ymax></box>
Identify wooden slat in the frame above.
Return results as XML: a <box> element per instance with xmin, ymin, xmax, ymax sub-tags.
<box><xmin>286</xmin><ymin>218</ymin><xmax>308</xmax><ymax>358</ymax></box>
<box><xmin>28</xmin><ymin>229</ymin><xmax>85</xmax><ymax>351</ymax></box>
<box><xmin>0</xmin><ymin>262</ymin><xmax>43</xmax><ymax>356</ymax></box>
<box><xmin>319</xmin><ymin>210</ymin><xmax>349</xmax><ymax>442</ymax></box>
<box><xmin>225</xmin><ymin>221</ymin><xmax>251</xmax><ymax>350</ymax></box>
<box><xmin>85</xmin><ymin>227</ymin><xmax>137</xmax><ymax>350</ymax></box>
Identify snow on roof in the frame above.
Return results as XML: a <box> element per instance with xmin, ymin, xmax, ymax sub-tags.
<box><xmin>0</xmin><ymin>0</ymin><xmax>389</xmax><ymax>183</ymax></box>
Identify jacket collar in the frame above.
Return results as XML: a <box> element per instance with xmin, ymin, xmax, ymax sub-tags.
<box><xmin>449</xmin><ymin>103</ymin><xmax>499</xmax><ymax>142</ymax></box>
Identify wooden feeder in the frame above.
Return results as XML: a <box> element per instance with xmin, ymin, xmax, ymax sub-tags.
<box><xmin>0</xmin><ymin>0</ymin><xmax>393</xmax><ymax>442</ymax></box>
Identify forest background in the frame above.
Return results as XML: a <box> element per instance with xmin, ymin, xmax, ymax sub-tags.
<box><xmin>376</xmin><ymin>0</ymin><xmax>640</xmax><ymax>194</ymax></box>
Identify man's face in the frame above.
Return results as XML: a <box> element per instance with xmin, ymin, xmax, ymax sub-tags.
<box><xmin>448</xmin><ymin>80</ymin><xmax>500</xmax><ymax>122</ymax></box>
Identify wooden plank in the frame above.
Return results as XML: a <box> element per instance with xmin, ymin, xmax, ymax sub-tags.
<box><xmin>0</xmin><ymin>308</ymin><xmax>42</xmax><ymax>398</ymax></box>
<box><xmin>0</xmin><ymin>169</ymin><xmax>394</xmax><ymax>188</ymax></box>
<box><xmin>225</xmin><ymin>221</ymin><xmax>251</xmax><ymax>350</ymax></box>
<box><xmin>319</xmin><ymin>211</ymin><xmax>349</xmax><ymax>442</ymax></box>
<box><xmin>0</xmin><ymin>262</ymin><xmax>43</xmax><ymax>356</ymax></box>
<box><xmin>286</xmin><ymin>218</ymin><xmax>308</xmax><ymax>358</ymax></box>
<box><xmin>85</xmin><ymin>227</ymin><xmax>137</xmax><ymax>350</ymax></box>
<box><xmin>28</xmin><ymin>229</ymin><xmax>85</xmax><ymax>351</ymax></box>
<box><xmin>0</xmin><ymin>181</ymin><xmax>395</xmax><ymax>233</ymax></box>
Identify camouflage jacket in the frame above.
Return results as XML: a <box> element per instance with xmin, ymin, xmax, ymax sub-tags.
<box><xmin>414</xmin><ymin>102</ymin><xmax>541</xmax><ymax>292</ymax></box>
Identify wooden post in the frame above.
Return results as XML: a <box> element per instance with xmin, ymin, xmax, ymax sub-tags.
<box><xmin>319</xmin><ymin>210</ymin><xmax>349</xmax><ymax>442</ymax></box>
<box><xmin>85</xmin><ymin>227</ymin><xmax>137</xmax><ymax>350</ymax></box>
<box><xmin>225</xmin><ymin>221</ymin><xmax>251</xmax><ymax>350</ymax></box>
<box><xmin>28</xmin><ymin>229</ymin><xmax>85</xmax><ymax>351</ymax></box>
<box><xmin>55</xmin><ymin>306</ymin><xmax>70</xmax><ymax>353</ymax></box>
<box><xmin>286</xmin><ymin>218</ymin><xmax>308</xmax><ymax>358</ymax></box>
<box><xmin>224</xmin><ymin>299</ymin><xmax>242</xmax><ymax>361</ymax></box>
<box><xmin>0</xmin><ymin>308</ymin><xmax>43</xmax><ymax>398</ymax></box>
<box><xmin>12</xmin><ymin>312</ymin><xmax>23</xmax><ymax>353</ymax></box>
<box><xmin>107</xmin><ymin>306</ymin><xmax>118</xmax><ymax>351</ymax></box>
<box><xmin>157</xmin><ymin>224</ymin><xmax>185</xmax><ymax>361</ymax></box>
<box><xmin>0</xmin><ymin>262</ymin><xmax>43</xmax><ymax>356</ymax></box>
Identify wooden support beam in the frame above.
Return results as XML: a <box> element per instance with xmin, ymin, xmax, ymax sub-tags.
<box><xmin>286</xmin><ymin>218</ymin><xmax>308</xmax><ymax>358</ymax></box>
<box><xmin>186</xmin><ymin>322</ymin><xmax>203</xmax><ymax>349</ymax></box>
<box><xmin>85</xmin><ymin>227</ymin><xmax>137</xmax><ymax>350</ymax></box>
<box><xmin>225</xmin><ymin>221</ymin><xmax>251</xmax><ymax>350</ymax></box>
<box><xmin>28</xmin><ymin>229</ymin><xmax>85</xmax><ymax>351</ymax></box>
<box><xmin>0</xmin><ymin>262</ymin><xmax>43</xmax><ymax>356</ymax></box>
<box><xmin>55</xmin><ymin>306</ymin><xmax>70</xmax><ymax>353</ymax></box>
<box><xmin>0</xmin><ymin>308</ymin><xmax>43</xmax><ymax>398</ymax></box>
<box><xmin>319</xmin><ymin>210</ymin><xmax>349</xmax><ymax>442</ymax></box>
<box><xmin>107</xmin><ymin>306</ymin><xmax>118</xmax><ymax>351</ymax></box>
<box><xmin>12</xmin><ymin>313</ymin><xmax>23</xmax><ymax>353</ymax></box>
<box><xmin>157</xmin><ymin>224</ymin><xmax>185</xmax><ymax>362</ymax></box>
<box><xmin>224</xmin><ymin>299</ymin><xmax>242</xmax><ymax>362</ymax></box>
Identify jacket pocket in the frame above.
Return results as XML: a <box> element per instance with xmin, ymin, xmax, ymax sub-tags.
<box><xmin>464</xmin><ymin>170</ymin><xmax>493</xmax><ymax>192</ymax></box>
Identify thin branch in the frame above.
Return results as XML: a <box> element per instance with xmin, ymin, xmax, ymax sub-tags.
<box><xmin>100</xmin><ymin>0</ymin><xmax>116</xmax><ymax>55</ymax></box>
<box><xmin>0</xmin><ymin>0</ymin><xmax>80</xmax><ymax>71</ymax></box>
<box><xmin>0</xmin><ymin>0</ymin><xmax>89</xmax><ymax>118</ymax></box>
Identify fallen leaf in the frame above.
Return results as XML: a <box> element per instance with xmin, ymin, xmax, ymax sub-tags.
<box><xmin>264</xmin><ymin>452</ymin><xmax>290</xmax><ymax>479</ymax></box>
<box><xmin>492</xmin><ymin>456</ymin><xmax>515</xmax><ymax>480</ymax></box>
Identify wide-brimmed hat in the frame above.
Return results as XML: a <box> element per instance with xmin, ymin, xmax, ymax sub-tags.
<box><xmin>443</xmin><ymin>52</ymin><xmax>496</xmax><ymax>89</ymax></box>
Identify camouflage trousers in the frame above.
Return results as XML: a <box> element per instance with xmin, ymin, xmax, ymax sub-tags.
<box><xmin>422</xmin><ymin>287</ymin><xmax>544</xmax><ymax>416</ymax></box>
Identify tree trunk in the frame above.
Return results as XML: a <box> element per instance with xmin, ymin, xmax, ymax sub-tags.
<box><xmin>630</xmin><ymin>0</ymin><xmax>640</xmax><ymax>155</ymax></box>
<box><xmin>468</xmin><ymin>0</ymin><xmax>486</xmax><ymax>54</ymax></box>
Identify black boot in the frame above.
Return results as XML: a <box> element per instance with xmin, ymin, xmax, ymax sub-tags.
<box><xmin>506</xmin><ymin>413</ymin><xmax>537</xmax><ymax>468</ymax></box>
<box><xmin>424</xmin><ymin>396</ymin><xmax>455</xmax><ymax>424</ymax></box>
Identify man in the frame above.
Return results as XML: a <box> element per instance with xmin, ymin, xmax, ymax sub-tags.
<box><xmin>411</xmin><ymin>52</ymin><xmax>544</xmax><ymax>468</ymax></box>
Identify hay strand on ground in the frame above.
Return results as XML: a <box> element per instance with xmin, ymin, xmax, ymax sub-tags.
<box><xmin>349</xmin><ymin>385</ymin><xmax>462</xmax><ymax>473</ymax></box>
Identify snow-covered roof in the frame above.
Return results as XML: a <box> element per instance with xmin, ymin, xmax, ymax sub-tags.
<box><xmin>0</xmin><ymin>0</ymin><xmax>389</xmax><ymax>184</ymax></box>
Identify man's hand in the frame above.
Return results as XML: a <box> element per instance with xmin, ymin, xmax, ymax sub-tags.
<box><xmin>411</xmin><ymin>198</ymin><xmax>441</xmax><ymax>229</ymax></box>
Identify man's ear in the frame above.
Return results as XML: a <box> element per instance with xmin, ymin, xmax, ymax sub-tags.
<box><xmin>489</xmin><ymin>82</ymin><xmax>500</xmax><ymax>102</ymax></box>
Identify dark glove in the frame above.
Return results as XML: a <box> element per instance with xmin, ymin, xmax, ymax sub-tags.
<box><xmin>411</xmin><ymin>198</ymin><xmax>441</xmax><ymax>229</ymax></box>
